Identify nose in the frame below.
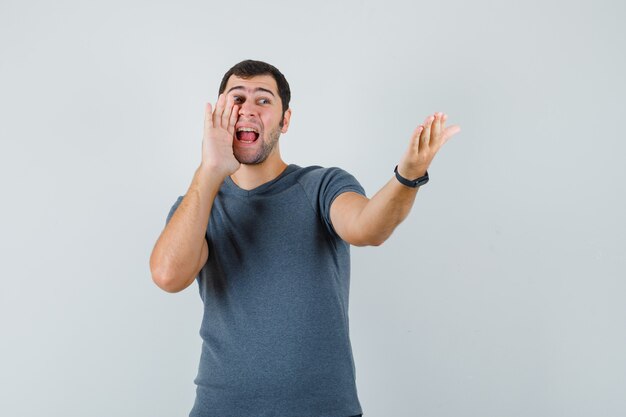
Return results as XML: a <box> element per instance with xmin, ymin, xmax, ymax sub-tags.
<box><xmin>238</xmin><ymin>100</ymin><xmax>257</xmax><ymax>117</ymax></box>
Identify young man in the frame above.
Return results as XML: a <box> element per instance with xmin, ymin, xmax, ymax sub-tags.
<box><xmin>150</xmin><ymin>60</ymin><xmax>461</xmax><ymax>417</ymax></box>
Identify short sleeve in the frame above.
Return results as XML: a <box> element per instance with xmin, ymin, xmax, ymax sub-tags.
<box><xmin>317</xmin><ymin>167</ymin><xmax>366</xmax><ymax>237</ymax></box>
<box><xmin>165</xmin><ymin>195</ymin><xmax>185</xmax><ymax>225</ymax></box>
<box><xmin>286</xmin><ymin>166</ymin><xmax>358</xmax><ymax>237</ymax></box>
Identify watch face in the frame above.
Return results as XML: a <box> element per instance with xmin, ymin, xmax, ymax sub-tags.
<box><xmin>413</xmin><ymin>173</ymin><xmax>428</xmax><ymax>187</ymax></box>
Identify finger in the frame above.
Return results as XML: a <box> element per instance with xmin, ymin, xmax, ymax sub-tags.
<box><xmin>430</xmin><ymin>112</ymin><xmax>442</xmax><ymax>146</ymax></box>
<box><xmin>204</xmin><ymin>103</ymin><xmax>213</xmax><ymax>132</ymax></box>
<box><xmin>420</xmin><ymin>114</ymin><xmax>435</xmax><ymax>151</ymax></box>
<box><xmin>440</xmin><ymin>114</ymin><xmax>450</xmax><ymax>139</ymax></box>
<box><xmin>222</xmin><ymin>96</ymin><xmax>234</xmax><ymax>128</ymax></box>
<box><xmin>441</xmin><ymin>124</ymin><xmax>462</xmax><ymax>146</ymax></box>
<box><xmin>227</xmin><ymin>104</ymin><xmax>239</xmax><ymax>135</ymax></box>
<box><xmin>213</xmin><ymin>93</ymin><xmax>226</xmax><ymax>127</ymax></box>
<box><xmin>410</xmin><ymin>124</ymin><xmax>424</xmax><ymax>151</ymax></box>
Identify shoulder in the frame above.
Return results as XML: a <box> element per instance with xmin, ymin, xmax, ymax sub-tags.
<box><xmin>293</xmin><ymin>165</ymin><xmax>356</xmax><ymax>187</ymax></box>
<box><xmin>292</xmin><ymin>164</ymin><xmax>365</xmax><ymax>203</ymax></box>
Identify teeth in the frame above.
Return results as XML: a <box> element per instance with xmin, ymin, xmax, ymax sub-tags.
<box><xmin>237</xmin><ymin>127</ymin><xmax>258</xmax><ymax>133</ymax></box>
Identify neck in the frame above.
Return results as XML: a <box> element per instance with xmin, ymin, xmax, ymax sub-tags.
<box><xmin>230</xmin><ymin>152</ymin><xmax>288</xmax><ymax>191</ymax></box>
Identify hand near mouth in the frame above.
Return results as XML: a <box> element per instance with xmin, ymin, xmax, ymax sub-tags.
<box><xmin>201</xmin><ymin>93</ymin><xmax>241</xmax><ymax>178</ymax></box>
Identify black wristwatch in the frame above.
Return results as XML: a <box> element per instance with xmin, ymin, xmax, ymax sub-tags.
<box><xmin>394</xmin><ymin>165</ymin><xmax>429</xmax><ymax>188</ymax></box>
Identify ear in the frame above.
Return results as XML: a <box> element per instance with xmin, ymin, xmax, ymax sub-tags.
<box><xmin>280</xmin><ymin>108</ymin><xmax>292</xmax><ymax>133</ymax></box>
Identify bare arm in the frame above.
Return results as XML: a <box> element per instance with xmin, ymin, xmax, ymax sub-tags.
<box><xmin>150</xmin><ymin>167</ymin><xmax>222</xmax><ymax>292</ymax></box>
<box><xmin>331</xmin><ymin>112</ymin><xmax>461</xmax><ymax>246</ymax></box>
<box><xmin>330</xmin><ymin>181</ymin><xmax>418</xmax><ymax>247</ymax></box>
<box><xmin>150</xmin><ymin>94</ymin><xmax>240</xmax><ymax>292</ymax></box>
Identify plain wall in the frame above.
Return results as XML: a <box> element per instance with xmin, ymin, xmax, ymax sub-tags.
<box><xmin>1</xmin><ymin>0</ymin><xmax>624</xmax><ymax>416</ymax></box>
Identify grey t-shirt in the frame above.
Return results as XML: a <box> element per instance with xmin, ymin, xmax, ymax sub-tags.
<box><xmin>166</xmin><ymin>164</ymin><xmax>366</xmax><ymax>417</ymax></box>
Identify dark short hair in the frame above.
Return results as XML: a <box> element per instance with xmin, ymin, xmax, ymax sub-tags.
<box><xmin>218</xmin><ymin>60</ymin><xmax>291</xmax><ymax>119</ymax></box>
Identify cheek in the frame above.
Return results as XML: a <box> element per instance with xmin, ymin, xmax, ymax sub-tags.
<box><xmin>261</xmin><ymin>114</ymin><xmax>276</xmax><ymax>128</ymax></box>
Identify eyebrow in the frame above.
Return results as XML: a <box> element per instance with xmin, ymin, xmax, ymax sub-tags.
<box><xmin>226</xmin><ymin>86</ymin><xmax>276</xmax><ymax>97</ymax></box>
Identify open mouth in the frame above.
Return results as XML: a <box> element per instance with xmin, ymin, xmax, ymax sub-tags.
<box><xmin>236</xmin><ymin>127</ymin><xmax>260</xmax><ymax>144</ymax></box>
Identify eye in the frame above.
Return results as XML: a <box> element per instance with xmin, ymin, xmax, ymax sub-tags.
<box><xmin>232</xmin><ymin>96</ymin><xmax>244</xmax><ymax>103</ymax></box>
<box><xmin>258</xmin><ymin>98</ymin><xmax>271</xmax><ymax>105</ymax></box>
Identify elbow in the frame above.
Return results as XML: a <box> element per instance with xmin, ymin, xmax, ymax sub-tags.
<box><xmin>152</xmin><ymin>273</ymin><xmax>186</xmax><ymax>293</ymax></box>
<box><xmin>150</xmin><ymin>257</ymin><xmax>189</xmax><ymax>294</ymax></box>
<box><xmin>151</xmin><ymin>266</ymin><xmax>179</xmax><ymax>293</ymax></box>
<box><xmin>365</xmin><ymin>237</ymin><xmax>386</xmax><ymax>247</ymax></box>
<box><xmin>350</xmin><ymin>224</ymin><xmax>395</xmax><ymax>247</ymax></box>
<box><xmin>350</xmin><ymin>233</ymin><xmax>388</xmax><ymax>247</ymax></box>
<box><xmin>364</xmin><ymin>227</ymin><xmax>398</xmax><ymax>247</ymax></box>
<box><xmin>363</xmin><ymin>228</ymin><xmax>394</xmax><ymax>246</ymax></box>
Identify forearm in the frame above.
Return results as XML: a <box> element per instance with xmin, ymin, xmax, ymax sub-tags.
<box><xmin>356</xmin><ymin>176</ymin><xmax>420</xmax><ymax>245</ymax></box>
<box><xmin>355</xmin><ymin>110</ymin><xmax>459</xmax><ymax>246</ymax></box>
<box><xmin>150</xmin><ymin>165</ymin><xmax>223</xmax><ymax>290</ymax></box>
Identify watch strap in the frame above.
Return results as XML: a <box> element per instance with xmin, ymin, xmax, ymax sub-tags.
<box><xmin>394</xmin><ymin>165</ymin><xmax>429</xmax><ymax>188</ymax></box>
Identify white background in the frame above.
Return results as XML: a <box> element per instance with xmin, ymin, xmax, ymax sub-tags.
<box><xmin>1</xmin><ymin>0</ymin><xmax>624</xmax><ymax>416</ymax></box>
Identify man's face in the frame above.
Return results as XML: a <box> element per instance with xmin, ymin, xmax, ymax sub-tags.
<box><xmin>223</xmin><ymin>74</ymin><xmax>291</xmax><ymax>165</ymax></box>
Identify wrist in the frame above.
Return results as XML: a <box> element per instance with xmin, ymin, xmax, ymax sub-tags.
<box><xmin>198</xmin><ymin>162</ymin><xmax>231</xmax><ymax>180</ymax></box>
<box><xmin>394</xmin><ymin>165</ymin><xmax>429</xmax><ymax>188</ymax></box>
<box><xmin>396</xmin><ymin>160</ymin><xmax>429</xmax><ymax>179</ymax></box>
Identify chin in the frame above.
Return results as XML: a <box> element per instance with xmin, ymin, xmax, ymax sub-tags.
<box><xmin>234</xmin><ymin>152</ymin><xmax>268</xmax><ymax>165</ymax></box>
